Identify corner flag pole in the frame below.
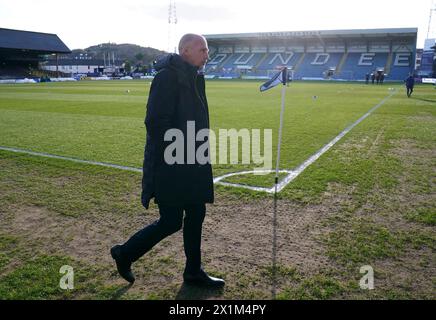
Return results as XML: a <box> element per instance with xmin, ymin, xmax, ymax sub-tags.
<box><xmin>275</xmin><ymin>79</ymin><xmax>287</xmax><ymax>191</ymax></box>
<box><xmin>259</xmin><ymin>67</ymin><xmax>288</xmax><ymax>299</ymax></box>
<box><xmin>272</xmin><ymin>68</ymin><xmax>287</xmax><ymax>300</ymax></box>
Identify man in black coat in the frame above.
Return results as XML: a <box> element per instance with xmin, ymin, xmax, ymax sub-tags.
<box><xmin>110</xmin><ymin>34</ymin><xmax>224</xmax><ymax>288</ymax></box>
<box><xmin>404</xmin><ymin>74</ymin><xmax>415</xmax><ymax>98</ymax></box>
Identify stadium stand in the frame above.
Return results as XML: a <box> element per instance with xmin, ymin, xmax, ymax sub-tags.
<box><xmin>416</xmin><ymin>49</ymin><xmax>435</xmax><ymax>77</ymax></box>
<box><xmin>335</xmin><ymin>53</ymin><xmax>389</xmax><ymax>80</ymax></box>
<box><xmin>256</xmin><ymin>52</ymin><xmax>303</xmax><ymax>75</ymax></box>
<box><xmin>295</xmin><ymin>53</ymin><xmax>344</xmax><ymax>79</ymax></box>
<box><xmin>205</xmin><ymin>28</ymin><xmax>417</xmax><ymax>81</ymax></box>
<box><xmin>0</xmin><ymin>28</ymin><xmax>71</xmax><ymax>80</ymax></box>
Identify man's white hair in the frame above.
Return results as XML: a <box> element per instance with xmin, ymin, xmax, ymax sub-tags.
<box><xmin>178</xmin><ymin>34</ymin><xmax>205</xmax><ymax>53</ymax></box>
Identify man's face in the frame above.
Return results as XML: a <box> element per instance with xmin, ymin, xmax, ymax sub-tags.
<box><xmin>183</xmin><ymin>37</ymin><xmax>209</xmax><ymax>68</ymax></box>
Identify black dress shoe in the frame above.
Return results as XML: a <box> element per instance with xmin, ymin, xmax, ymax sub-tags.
<box><xmin>110</xmin><ymin>245</ymin><xmax>135</xmax><ymax>284</ymax></box>
<box><xmin>183</xmin><ymin>269</ymin><xmax>225</xmax><ymax>288</ymax></box>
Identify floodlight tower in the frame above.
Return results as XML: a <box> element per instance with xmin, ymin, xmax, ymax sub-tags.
<box><xmin>168</xmin><ymin>0</ymin><xmax>178</xmax><ymax>53</ymax></box>
<box><xmin>427</xmin><ymin>0</ymin><xmax>436</xmax><ymax>39</ymax></box>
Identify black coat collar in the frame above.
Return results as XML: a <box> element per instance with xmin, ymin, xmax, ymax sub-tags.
<box><xmin>155</xmin><ymin>54</ymin><xmax>200</xmax><ymax>88</ymax></box>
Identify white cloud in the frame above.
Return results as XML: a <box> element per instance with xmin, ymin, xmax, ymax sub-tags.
<box><xmin>0</xmin><ymin>0</ymin><xmax>433</xmax><ymax>50</ymax></box>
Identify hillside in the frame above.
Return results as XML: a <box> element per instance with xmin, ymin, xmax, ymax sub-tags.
<box><xmin>70</xmin><ymin>43</ymin><xmax>167</xmax><ymax>65</ymax></box>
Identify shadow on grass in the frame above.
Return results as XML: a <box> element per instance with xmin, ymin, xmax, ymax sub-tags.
<box><xmin>110</xmin><ymin>283</ymin><xmax>134</xmax><ymax>300</ymax></box>
<box><xmin>175</xmin><ymin>282</ymin><xmax>224</xmax><ymax>300</ymax></box>
<box><xmin>413</xmin><ymin>97</ymin><xmax>436</xmax><ymax>103</ymax></box>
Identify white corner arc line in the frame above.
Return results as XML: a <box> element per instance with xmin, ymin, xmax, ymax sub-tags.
<box><xmin>213</xmin><ymin>169</ymin><xmax>292</xmax><ymax>192</ymax></box>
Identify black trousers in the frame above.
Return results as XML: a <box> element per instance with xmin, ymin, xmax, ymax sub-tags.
<box><xmin>407</xmin><ymin>86</ymin><xmax>414</xmax><ymax>97</ymax></box>
<box><xmin>120</xmin><ymin>203</ymin><xmax>206</xmax><ymax>274</ymax></box>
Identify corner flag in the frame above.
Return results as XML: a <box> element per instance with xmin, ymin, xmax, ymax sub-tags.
<box><xmin>260</xmin><ymin>67</ymin><xmax>288</xmax><ymax>92</ymax></box>
<box><xmin>259</xmin><ymin>66</ymin><xmax>290</xmax><ymax>300</ymax></box>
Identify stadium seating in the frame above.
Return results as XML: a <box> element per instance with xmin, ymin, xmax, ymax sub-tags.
<box><xmin>256</xmin><ymin>52</ymin><xmax>303</xmax><ymax>71</ymax></box>
<box><xmin>205</xmin><ymin>51</ymin><xmax>413</xmax><ymax>80</ymax></box>
<box><xmin>334</xmin><ymin>53</ymin><xmax>389</xmax><ymax>81</ymax></box>
<box><xmin>206</xmin><ymin>53</ymin><xmax>265</xmax><ymax>77</ymax></box>
<box><xmin>387</xmin><ymin>53</ymin><xmax>414</xmax><ymax>81</ymax></box>
<box><xmin>294</xmin><ymin>53</ymin><xmax>343</xmax><ymax>79</ymax></box>
<box><xmin>0</xmin><ymin>65</ymin><xmax>33</xmax><ymax>79</ymax></box>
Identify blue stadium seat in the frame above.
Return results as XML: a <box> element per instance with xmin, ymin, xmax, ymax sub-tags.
<box><xmin>206</xmin><ymin>51</ymin><xmax>412</xmax><ymax>81</ymax></box>
<box><xmin>338</xmin><ymin>53</ymin><xmax>388</xmax><ymax>81</ymax></box>
<box><xmin>256</xmin><ymin>52</ymin><xmax>302</xmax><ymax>71</ymax></box>
<box><xmin>387</xmin><ymin>53</ymin><xmax>413</xmax><ymax>80</ymax></box>
<box><xmin>294</xmin><ymin>53</ymin><xmax>343</xmax><ymax>79</ymax></box>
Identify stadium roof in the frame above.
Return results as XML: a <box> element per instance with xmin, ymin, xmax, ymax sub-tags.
<box><xmin>205</xmin><ymin>28</ymin><xmax>418</xmax><ymax>42</ymax></box>
<box><xmin>44</xmin><ymin>58</ymin><xmax>123</xmax><ymax>66</ymax></box>
<box><xmin>0</xmin><ymin>28</ymin><xmax>71</xmax><ymax>54</ymax></box>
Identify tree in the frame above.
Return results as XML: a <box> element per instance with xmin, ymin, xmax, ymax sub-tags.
<box><xmin>135</xmin><ymin>53</ymin><xmax>144</xmax><ymax>65</ymax></box>
<box><xmin>124</xmin><ymin>60</ymin><xmax>132</xmax><ymax>73</ymax></box>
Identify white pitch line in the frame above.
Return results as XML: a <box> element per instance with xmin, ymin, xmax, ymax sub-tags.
<box><xmin>0</xmin><ymin>89</ymin><xmax>396</xmax><ymax>193</ymax></box>
<box><xmin>0</xmin><ymin>146</ymin><xmax>142</xmax><ymax>173</ymax></box>
<box><xmin>214</xmin><ymin>89</ymin><xmax>398</xmax><ymax>193</ymax></box>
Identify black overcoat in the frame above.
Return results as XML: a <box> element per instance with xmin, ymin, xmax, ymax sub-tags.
<box><xmin>141</xmin><ymin>54</ymin><xmax>214</xmax><ymax>208</ymax></box>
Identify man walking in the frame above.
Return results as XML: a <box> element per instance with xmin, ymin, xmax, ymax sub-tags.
<box><xmin>110</xmin><ymin>34</ymin><xmax>224</xmax><ymax>288</ymax></box>
<box><xmin>405</xmin><ymin>74</ymin><xmax>415</xmax><ymax>98</ymax></box>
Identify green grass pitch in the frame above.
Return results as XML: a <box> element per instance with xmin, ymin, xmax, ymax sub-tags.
<box><xmin>0</xmin><ymin>80</ymin><xmax>434</xmax><ymax>300</ymax></box>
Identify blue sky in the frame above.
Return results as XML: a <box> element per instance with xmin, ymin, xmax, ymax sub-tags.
<box><xmin>0</xmin><ymin>0</ymin><xmax>435</xmax><ymax>50</ymax></box>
